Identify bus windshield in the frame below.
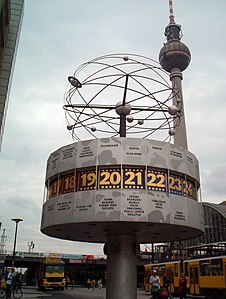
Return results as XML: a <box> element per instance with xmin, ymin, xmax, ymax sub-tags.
<box><xmin>45</xmin><ymin>265</ymin><xmax>64</xmax><ymax>273</ymax></box>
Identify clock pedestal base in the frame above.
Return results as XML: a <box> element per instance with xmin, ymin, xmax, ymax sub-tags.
<box><xmin>106</xmin><ymin>234</ymin><xmax>137</xmax><ymax>299</ymax></box>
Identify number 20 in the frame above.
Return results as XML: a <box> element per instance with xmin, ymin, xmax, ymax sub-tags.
<box><xmin>99</xmin><ymin>171</ymin><xmax>121</xmax><ymax>186</ymax></box>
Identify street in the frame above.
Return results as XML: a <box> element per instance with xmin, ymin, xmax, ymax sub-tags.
<box><xmin>22</xmin><ymin>286</ymin><xmax>208</xmax><ymax>299</ymax></box>
<box><xmin>22</xmin><ymin>286</ymin><xmax>191</xmax><ymax>299</ymax></box>
<box><xmin>23</xmin><ymin>286</ymin><xmax>152</xmax><ymax>298</ymax></box>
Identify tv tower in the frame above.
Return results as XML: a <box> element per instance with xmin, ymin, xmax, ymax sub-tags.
<box><xmin>159</xmin><ymin>0</ymin><xmax>191</xmax><ymax>149</ymax></box>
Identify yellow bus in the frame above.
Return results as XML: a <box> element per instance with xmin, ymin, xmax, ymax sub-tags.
<box><xmin>38</xmin><ymin>257</ymin><xmax>66</xmax><ymax>291</ymax></box>
<box><xmin>144</xmin><ymin>256</ymin><xmax>226</xmax><ymax>299</ymax></box>
<box><xmin>144</xmin><ymin>260</ymin><xmax>182</xmax><ymax>295</ymax></box>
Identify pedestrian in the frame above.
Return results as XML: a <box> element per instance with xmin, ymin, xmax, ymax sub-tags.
<box><xmin>87</xmin><ymin>278</ymin><xmax>91</xmax><ymax>289</ymax></box>
<box><xmin>163</xmin><ymin>272</ymin><xmax>173</xmax><ymax>298</ymax></box>
<box><xmin>149</xmin><ymin>270</ymin><xmax>160</xmax><ymax>299</ymax></box>
<box><xmin>71</xmin><ymin>279</ymin><xmax>74</xmax><ymax>290</ymax></box>
<box><xmin>178</xmin><ymin>273</ymin><xmax>187</xmax><ymax>299</ymax></box>
<box><xmin>6</xmin><ymin>268</ymin><xmax>15</xmax><ymax>298</ymax></box>
<box><xmin>91</xmin><ymin>278</ymin><xmax>96</xmax><ymax>291</ymax></box>
<box><xmin>97</xmin><ymin>278</ymin><xmax>102</xmax><ymax>289</ymax></box>
<box><xmin>14</xmin><ymin>272</ymin><xmax>22</xmax><ymax>288</ymax></box>
<box><xmin>65</xmin><ymin>276</ymin><xmax>69</xmax><ymax>289</ymax></box>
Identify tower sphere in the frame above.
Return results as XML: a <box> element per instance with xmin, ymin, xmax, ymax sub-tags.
<box><xmin>159</xmin><ymin>40</ymin><xmax>191</xmax><ymax>73</ymax></box>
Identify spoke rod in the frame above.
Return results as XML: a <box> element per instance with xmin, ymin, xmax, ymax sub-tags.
<box><xmin>64</xmin><ymin>104</ymin><xmax>168</xmax><ymax>113</ymax></box>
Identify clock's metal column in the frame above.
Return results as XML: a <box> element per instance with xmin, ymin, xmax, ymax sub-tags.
<box><xmin>119</xmin><ymin>74</ymin><xmax>129</xmax><ymax>137</ymax></box>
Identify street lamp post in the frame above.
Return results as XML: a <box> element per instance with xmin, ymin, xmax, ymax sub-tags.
<box><xmin>11</xmin><ymin>217</ymin><xmax>23</xmax><ymax>266</ymax></box>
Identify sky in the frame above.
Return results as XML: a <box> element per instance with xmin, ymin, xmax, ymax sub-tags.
<box><xmin>0</xmin><ymin>0</ymin><xmax>226</xmax><ymax>257</ymax></box>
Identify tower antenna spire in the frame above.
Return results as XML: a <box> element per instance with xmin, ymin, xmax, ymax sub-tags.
<box><xmin>165</xmin><ymin>0</ymin><xmax>181</xmax><ymax>41</ymax></box>
<box><xmin>169</xmin><ymin>0</ymin><xmax>175</xmax><ymax>23</ymax></box>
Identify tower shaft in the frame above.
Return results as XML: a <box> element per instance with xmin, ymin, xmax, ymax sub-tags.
<box><xmin>171</xmin><ymin>67</ymin><xmax>188</xmax><ymax>149</ymax></box>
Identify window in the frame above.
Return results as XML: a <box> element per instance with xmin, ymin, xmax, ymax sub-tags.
<box><xmin>194</xmin><ymin>267</ymin><xmax>199</xmax><ymax>283</ymax></box>
<box><xmin>211</xmin><ymin>258</ymin><xmax>223</xmax><ymax>276</ymax></box>
<box><xmin>174</xmin><ymin>263</ymin><xmax>178</xmax><ymax>277</ymax></box>
<box><xmin>200</xmin><ymin>260</ymin><xmax>210</xmax><ymax>276</ymax></box>
<box><xmin>184</xmin><ymin>262</ymin><xmax>188</xmax><ymax>277</ymax></box>
<box><xmin>189</xmin><ymin>266</ymin><xmax>199</xmax><ymax>284</ymax></box>
<box><xmin>159</xmin><ymin>266</ymin><xmax>166</xmax><ymax>277</ymax></box>
<box><xmin>45</xmin><ymin>265</ymin><xmax>64</xmax><ymax>273</ymax></box>
<box><xmin>168</xmin><ymin>267</ymin><xmax>174</xmax><ymax>283</ymax></box>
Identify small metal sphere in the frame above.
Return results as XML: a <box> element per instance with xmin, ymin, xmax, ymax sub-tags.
<box><xmin>68</xmin><ymin>76</ymin><xmax>82</xmax><ymax>88</ymax></box>
<box><xmin>91</xmin><ymin>126</ymin><xmax>96</xmax><ymax>132</ymax></box>
<box><xmin>168</xmin><ymin>129</ymin><xmax>175</xmax><ymax>136</ymax></box>
<box><xmin>67</xmin><ymin>124</ymin><xmax>73</xmax><ymax>130</ymax></box>
<box><xmin>123</xmin><ymin>56</ymin><xmax>129</xmax><ymax>61</ymax></box>
<box><xmin>168</xmin><ymin>105</ymin><xmax>179</xmax><ymax>115</ymax></box>
<box><xmin>138</xmin><ymin>119</ymin><xmax>144</xmax><ymax>125</ymax></box>
<box><xmin>159</xmin><ymin>40</ymin><xmax>191</xmax><ymax>72</ymax></box>
<box><xmin>115</xmin><ymin>101</ymin><xmax>131</xmax><ymax>115</ymax></box>
<box><xmin>127</xmin><ymin>116</ymin><xmax>134</xmax><ymax>123</ymax></box>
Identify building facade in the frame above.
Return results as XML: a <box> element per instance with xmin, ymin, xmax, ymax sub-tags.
<box><xmin>151</xmin><ymin>201</ymin><xmax>226</xmax><ymax>260</ymax></box>
<box><xmin>0</xmin><ymin>0</ymin><xmax>24</xmax><ymax>149</ymax></box>
<box><xmin>184</xmin><ymin>201</ymin><xmax>226</xmax><ymax>246</ymax></box>
<box><xmin>167</xmin><ymin>201</ymin><xmax>226</xmax><ymax>258</ymax></box>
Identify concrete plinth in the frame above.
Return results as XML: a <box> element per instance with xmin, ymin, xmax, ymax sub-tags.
<box><xmin>106</xmin><ymin>235</ymin><xmax>137</xmax><ymax>299</ymax></box>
